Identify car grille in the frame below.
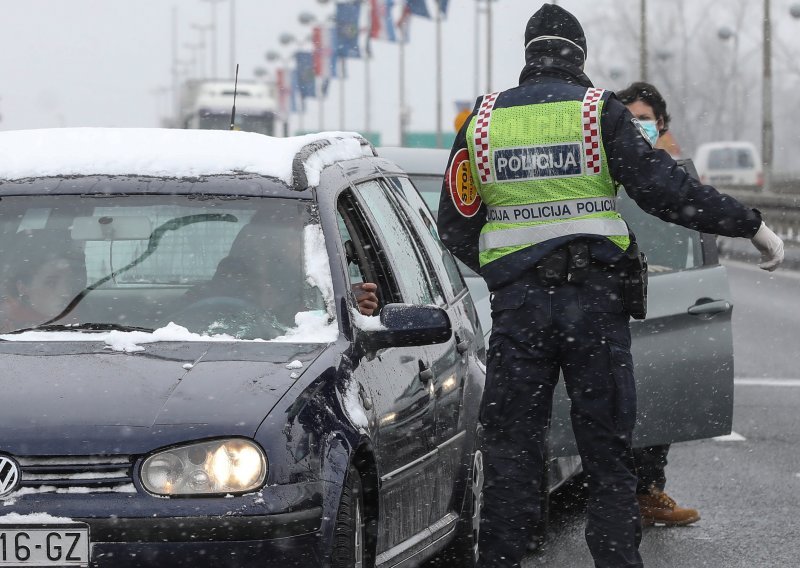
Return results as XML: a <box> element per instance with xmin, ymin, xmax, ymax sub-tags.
<box><xmin>16</xmin><ymin>456</ymin><xmax>133</xmax><ymax>490</ymax></box>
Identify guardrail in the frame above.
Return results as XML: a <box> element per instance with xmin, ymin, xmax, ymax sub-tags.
<box><xmin>723</xmin><ymin>188</ymin><xmax>800</xmax><ymax>243</ymax></box>
<box><xmin>715</xmin><ymin>185</ymin><xmax>800</xmax><ymax>270</ymax></box>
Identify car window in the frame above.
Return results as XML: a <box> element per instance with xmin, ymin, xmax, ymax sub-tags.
<box><xmin>0</xmin><ymin>196</ymin><xmax>330</xmax><ymax>339</ymax></box>
<box><xmin>708</xmin><ymin>147</ymin><xmax>755</xmax><ymax>170</ymax></box>
<box><xmin>405</xmin><ymin>173</ymin><xmax>492</xmax><ymax>280</ymax></box>
<box><xmin>617</xmin><ymin>190</ymin><xmax>704</xmax><ymax>272</ymax></box>
<box><xmin>336</xmin><ymin>190</ymin><xmax>403</xmax><ymax>309</ymax></box>
<box><xmin>352</xmin><ymin>180</ymin><xmax>436</xmax><ymax>306</ymax></box>
<box><xmin>385</xmin><ymin>176</ymin><xmax>467</xmax><ymax>299</ymax></box>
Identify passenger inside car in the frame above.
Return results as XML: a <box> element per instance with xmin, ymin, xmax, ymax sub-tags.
<box><xmin>0</xmin><ymin>229</ymin><xmax>86</xmax><ymax>333</ymax></box>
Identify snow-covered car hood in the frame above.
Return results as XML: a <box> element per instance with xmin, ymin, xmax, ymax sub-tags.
<box><xmin>0</xmin><ymin>341</ymin><xmax>326</xmax><ymax>455</ymax></box>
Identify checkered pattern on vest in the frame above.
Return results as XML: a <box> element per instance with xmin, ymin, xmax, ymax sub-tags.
<box><xmin>473</xmin><ymin>92</ymin><xmax>500</xmax><ymax>184</ymax></box>
<box><xmin>581</xmin><ymin>88</ymin><xmax>605</xmax><ymax>175</ymax></box>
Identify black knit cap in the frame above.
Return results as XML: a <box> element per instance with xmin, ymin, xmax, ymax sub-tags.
<box><xmin>524</xmin><ymin>3</ymin><xmax>587</xmax><ymax>64</ymax></box>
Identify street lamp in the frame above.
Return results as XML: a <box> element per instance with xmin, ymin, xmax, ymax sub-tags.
<box><xmin>191</xmin><ymin>23</ymin><xmax>214</xmax><ymax>78</ymax></box>
<box><xmin>717</xmin><ymin>25</ymin><xmax>742</xmax><ymax>140</ymax></box>
<box><xmin>200</xmin><ymin>0</ymin><xmax>226</xmax><ymax>78</ymax></box>
<box><xmin>183</xmin><ymin>41</ymin><xmax>205</xmax><ymax>79</ymax></box>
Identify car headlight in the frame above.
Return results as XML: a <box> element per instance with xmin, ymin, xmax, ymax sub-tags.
<box><xmin>141</xmin><ymin>439</ymin><xmax>267</xmax><ymax>496</ymax></box>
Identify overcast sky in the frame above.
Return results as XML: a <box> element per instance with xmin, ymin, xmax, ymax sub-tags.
<box><xmin>0</xmin><ymin>1</ymin><xmax>619</xmax><ymax>141</ymax></box>
<box><xmin>2</xmin><ymin>0</ymin><xmax>799</xmax><ymax>154</ymax></box>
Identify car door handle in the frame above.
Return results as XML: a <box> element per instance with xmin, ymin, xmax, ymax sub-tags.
<box><xmin>455</xmin><ymin>333</ymin><xmax>469</xmax><ymax>355</ymax></box>
<box><xmin>418</xmin><ymin>361</ymin><xmax>434</xmax><ymax>383</ymax></box>
<box><xmin>687</xmin><ymin>299</ymin><xmax>732</xmax><ymax>316</ymax></box>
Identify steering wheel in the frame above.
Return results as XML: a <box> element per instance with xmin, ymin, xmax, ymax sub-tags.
<box><xmin>166</xmin><ymin>296</ymin><xmax>281</xmax><ymax>340</ymax></box>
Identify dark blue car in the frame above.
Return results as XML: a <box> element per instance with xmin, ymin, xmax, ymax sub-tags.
<box><xmin>0</xmin><ymin>129</ymin><xmax>486</xmax><ymax>567</ymax></box>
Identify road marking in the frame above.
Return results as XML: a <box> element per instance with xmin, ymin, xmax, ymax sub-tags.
<box><xmin>713</xmin><ymin>431</ymin><xmax>746</xmax><ymax>442</ymax></box>
<box><xmin>735</xmin><ymin>378</ymin><xmax>800</xmax><ymax>387</ymax></box>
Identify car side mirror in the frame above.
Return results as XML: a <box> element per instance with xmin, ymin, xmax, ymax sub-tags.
<box><xmin>362</xmin><ymin>303</ymin><xmax>451</xmax><ymax>349</ymax></box>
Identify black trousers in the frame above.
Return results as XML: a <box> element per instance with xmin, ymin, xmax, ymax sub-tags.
<box><xmin>633</xmin><ymin>444</ymin><xmax>670</xmax><ymax>494</ymax></box>
<box><xmin>477</xmin><ymin>268</ymin><xmax>643</xmax><ymax>568</ymax></box>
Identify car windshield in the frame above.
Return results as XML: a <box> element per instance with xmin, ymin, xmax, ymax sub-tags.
<box><xmin>0</xmin><ymin>194</ymin><xmax>334</xmax><ymax>341</ymax></box>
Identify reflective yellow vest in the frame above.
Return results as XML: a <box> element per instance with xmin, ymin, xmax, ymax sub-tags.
<box><xmin>465</xmin><ymin>88</ymin><xmax>630</xmax><ymax>267</ymax></box>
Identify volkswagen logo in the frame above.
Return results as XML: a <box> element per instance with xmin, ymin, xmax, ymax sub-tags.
<box><xmin>0</xmin><ymin>456</ymin><xmax>20</xmax><ymax>498</ymax></box>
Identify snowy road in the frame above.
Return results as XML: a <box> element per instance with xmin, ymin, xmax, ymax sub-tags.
<box><xmin>523</xmin><ymin>261</ymin><xmax>800</xmax><ymax>568</ymax></box>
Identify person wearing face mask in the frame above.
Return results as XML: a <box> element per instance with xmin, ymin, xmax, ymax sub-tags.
<box><xmin>617</xmin><ymin>81</ymin><xmax>680</xmax><ymax>157</ymax></box>
<box><xmin>437</xmin><ymin>4</ymin><xmax>784</xmax><ymax>567</ymax></box>
<box><xmin>616</xmin><ymin>81</ymin><xmax>701</xmax><ymax>528</ymax></box>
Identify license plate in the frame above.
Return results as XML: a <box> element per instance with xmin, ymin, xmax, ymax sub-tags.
<box><xmin>0</xmin><ymin>525</ymin><xmax>89</xmax><ymax>566</ymax></box>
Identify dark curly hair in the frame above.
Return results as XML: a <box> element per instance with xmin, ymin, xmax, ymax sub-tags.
<box><xmin>616</xmin><ymin>81</ymin><xmax>671</xmax><ymax>133</ymax></box>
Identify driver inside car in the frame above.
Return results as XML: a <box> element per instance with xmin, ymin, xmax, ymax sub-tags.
<box><xmin>174</xmin><ymin>217</ymin><xmax>381</xmax><ymax>339</ymax></box>
<box><xmin>0</xmin><ymin>230</ymin><xmax>86</xmax><ymax>333</ymax></box>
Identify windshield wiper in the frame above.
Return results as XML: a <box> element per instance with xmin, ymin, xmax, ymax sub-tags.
<box><xmin>3</xmin><ymin>323</ymin><xmax>156</xmax><ymax>335</ymax></box>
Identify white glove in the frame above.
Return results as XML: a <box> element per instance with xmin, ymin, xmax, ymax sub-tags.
<box><xmin>750</xmin><ymin>222</ymin><xmax>784</xmax><ymax>271</ymax></box>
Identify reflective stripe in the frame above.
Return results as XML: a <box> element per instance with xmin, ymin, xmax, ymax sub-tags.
<box><xmin>479</xmin><ymin>218</ymin><xmax>629</xmax><ymax>251</ymax></box>
<box><xmin>486</xmin><ymin>196</ymin><xmax>617</xmax><ymax>224</ymax></box>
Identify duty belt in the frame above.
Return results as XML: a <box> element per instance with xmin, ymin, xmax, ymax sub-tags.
<box><xmin>485</xmin><ymin>196</ymin><xmax>617</xmax><ymax>224</ymax></box>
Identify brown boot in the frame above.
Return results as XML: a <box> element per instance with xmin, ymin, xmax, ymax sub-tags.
<box><xmin>637</xmin><ymin>487</ymin><xmax>700</xmax><ymax>527</ymax></box>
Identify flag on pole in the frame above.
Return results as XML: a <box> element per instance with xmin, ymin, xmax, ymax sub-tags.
<box><xmin>369</xmin><ymin>0</ymin><xmax>397</xmax><ymax>42</ymax></box>
<box><xmin>276</xmin><ymin>67</ymin><xmax>289</xmax><ymax>117</ymax></box>
<box><xmin>313</xmin><ymin>26</ymin><xmax>338</xmax><ymax>80</ymax></box>
<box><xmin>405</xmin><ymin>0</ymin><xmax>449</xmax><ymax>19</ymax></box>
<box><xmin>295</xmin><ymin>51</ymin><xmax>317</xmax><ymax>99</ymax></box>
<box><xmin>335</xmin><ymin>1</ymin><xmax>362</xmax><ymax>58</ymax></box>
<box><xmin>396</xmin><ymin>3</ymin><xmax>412</xmax><ymax>42</ymax></box>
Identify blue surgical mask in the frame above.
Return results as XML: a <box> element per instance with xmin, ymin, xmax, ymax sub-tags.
<box><xmin>640</xmin><ymin>120</ymin><xmax>660</xmax><ymax>146</ymax></box>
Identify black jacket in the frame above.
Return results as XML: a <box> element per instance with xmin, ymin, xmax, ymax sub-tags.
<box><xmin>437</xmin><ymin>62</ymin><xmax>763</xmax><ymax>291</ymax></box>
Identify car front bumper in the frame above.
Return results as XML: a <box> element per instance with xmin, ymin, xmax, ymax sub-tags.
<box><xmin>3</xmin><ymin>482</ymin><xmax>330</xmax><ymax>567</ymax></box>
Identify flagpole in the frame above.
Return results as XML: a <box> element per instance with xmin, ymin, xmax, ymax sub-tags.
<box><xmin>474</xmin><ymin>0</ymin><xmax>481</xmax><ymax>98</ymax></box>
<box><xmin>487</xmin><ymin>0</ymin><xmax>493</xmax><ymax>93</ymax></box>
<box><xmin>365</xmin><ymin>44</ymin><xmax>372</xmax><ymax>138</ymax></box>
<box><xmin>399</xmin><ymin>21</ymin><xmax>406</xmax><ymax>146</ymax></box>
<box><xmin>435</xmin><ymin>1</ymin><xmax>443</xmax><ymax>148</ymax></box>
<box><xmin>340</xmin><ymin>58</ymin><xmax>346</xmax><ymax>131</ymax></box>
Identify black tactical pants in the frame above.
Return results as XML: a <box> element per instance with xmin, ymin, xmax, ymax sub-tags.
<box><xmin>477</xmin><ymin>268</ymin><xmax>643</xmax><ymax>568</ymax></box>
<box><xmin>634</xmin><ymin>444</ymin><xmax>670</xmax><ymax>494</ymax></box>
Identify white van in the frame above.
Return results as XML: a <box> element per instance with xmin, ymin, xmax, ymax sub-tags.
<box><xmin>694</xmin><ymin>141</ymin><xmax>762</xmax><ymax>187</ymax></box>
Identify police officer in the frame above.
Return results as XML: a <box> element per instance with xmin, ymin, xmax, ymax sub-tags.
<box><xmin>437</xmin><ymin>4</ymin><xmax>784</xmax><ymax>568</ymax></box>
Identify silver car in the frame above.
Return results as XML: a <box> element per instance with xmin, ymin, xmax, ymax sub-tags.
<box><xmin>377</xmin><ymin>146</ymin><xmax>735</xmax><ymax>496</ymax></box>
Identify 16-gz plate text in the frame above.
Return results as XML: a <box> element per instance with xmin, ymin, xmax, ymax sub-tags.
<box><xmin>0</xmin><ymin>525</ymin><xmax>89</xmax><ymax>567</ymax></box>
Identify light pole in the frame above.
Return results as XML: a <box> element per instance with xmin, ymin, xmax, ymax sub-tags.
<box><xmin>762</xmin><ymin>0</ymin><xmax>772</xmax><ymax>193</ymax></box>
<box><xmin>717</xmin><ymin>25</ymin><xmax>743</xmax><ymax>141</ymax></box>
<box><xmin>191</xmin><ymin>23</ymin><xmax>214</xmax><ymax>79</ymax></box>
<box><xmin>640</xmin><ymin>0</ymin><xmax>648</xmax><ymax>82</ymax></box>
<box><xmin>200</xmin><ymin>0</ymin><xmax>225</xmax><ymax>78</ymax></box>
<box><xmin>183</xmin><ymin>42</ymin><xmax>205</xmax><ymax>79</ymax></box>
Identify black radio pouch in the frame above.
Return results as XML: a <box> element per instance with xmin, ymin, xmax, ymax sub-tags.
<box><xmin>535</xmin><ymin>248</ymin><xmax>569</xmax><ymax>286</ymax></box>
<box><xmin>623</xmin><ymin>243</ymin><xmax>648</xmax><ymax>320</ymax></box>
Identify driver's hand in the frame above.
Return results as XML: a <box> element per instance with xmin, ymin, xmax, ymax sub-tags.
<box><xmin>352</xmin><ymin>282</ymin><xmax>379</xmax><ymax>316</ymax></box>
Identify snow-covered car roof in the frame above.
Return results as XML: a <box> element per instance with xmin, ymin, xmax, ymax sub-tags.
<box><xmin>0</xmin><ymin>128</ymin><xmax>374</xmax><ymax>188</ymax></box>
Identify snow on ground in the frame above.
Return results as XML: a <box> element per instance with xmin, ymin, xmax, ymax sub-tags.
<box><xmin>0</xmin><ymin>128</ymin><xmax>371</xmax><ymax>187</ymax></box>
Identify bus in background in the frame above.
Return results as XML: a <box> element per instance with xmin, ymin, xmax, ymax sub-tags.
<box><xmin>178</xmin><ymin>79</ymin><xmax>280</xmax><ymax>136</ymax></box>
